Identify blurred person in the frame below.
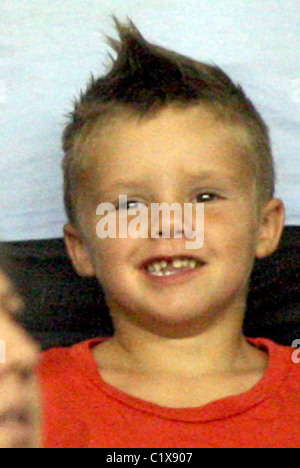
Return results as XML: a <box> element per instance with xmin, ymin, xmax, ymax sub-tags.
<box><xmin>0</xmin><ymin>267</ymin><xmax>40</xmax><ymax>448</ymax></box>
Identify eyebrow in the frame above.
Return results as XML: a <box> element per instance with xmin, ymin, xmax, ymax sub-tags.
<box><xmin>103</xmin><ymin>180</ymin><xmax>153</xmax><ymax>192</ymax></box>
<box><xmin>102</xmin><ymin>171</ymin><xmax>244</xmax><ymax>193</ymax></box>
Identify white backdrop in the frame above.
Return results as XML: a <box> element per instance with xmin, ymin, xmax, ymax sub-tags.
<box><xmin>1</xmin><ymin>0</ymin><xmax>299</xmax><ymax>241</ymax></box>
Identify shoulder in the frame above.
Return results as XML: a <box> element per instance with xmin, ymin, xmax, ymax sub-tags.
<box><xmin>38</xmin><ymin>345</ymin><xmax>72</xmax><ymax>379</ymax></box>
<box><xmin>278</xmin><ymin>342</ymin><xmax>300</xmax><ymax>391</ymax></box>
<box><xmin>251</xmin><ymin>337</ymin><xmax>300</xmax><ymax>392</ymax></box>
<box><xmin>37</xmin><ymin>339</ymin><xmax>104</xmax><ymax>449</ymax></box>
<box><xmin>37</xmin><ymin>337</ymin><xmax>103</xmax><ymax>382</ymax></box>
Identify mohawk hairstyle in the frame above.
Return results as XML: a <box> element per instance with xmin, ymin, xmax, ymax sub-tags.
<box><xmin>62</xmin><ymin>18</ymin><xmax>275</xmax><ymax>225</ymax></box>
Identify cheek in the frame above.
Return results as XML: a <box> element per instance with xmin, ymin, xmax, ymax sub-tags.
<box><xmin>89</xmin><ymin>237</ymin><xmax>135</xmax><ymax>281</ymax></box>
<box><xmin>83</xmin><ymin>208</ymin><xmax>137</xmax><ymax>269</ymax></box>
<box><xmin>203</xmin><ymin>205</ymin><xmax>258</xmax><ymax>256</ymax></box>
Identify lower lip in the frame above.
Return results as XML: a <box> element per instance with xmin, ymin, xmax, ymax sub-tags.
<box><xmin>141</xmin><ymin>265</ymin><xmax>206</xmax><ymax>286</ymax></box>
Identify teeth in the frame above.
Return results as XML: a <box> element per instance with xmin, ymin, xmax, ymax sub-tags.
<box><xmin>173</xmin><ymin>259</ymin><xmax>190</xmax><ymax>268</ymax></box>
<box><xmin>172</xmin><ymin>259</ymin><xmax>182</xmax><ymax>269</ymax></box>
<box><xmin>146</xmin><ymin>258</ymin><xmax>201</xmax><ymax>275</ymax></box>
<box><xmin>153</xmin><ymin>263</ymin><xmax>162</xmax><ymax>272</ymax></box>
<box><xmin>188</xmin><ymin>259</ymin><xmax>197</xmax><ymax>268</ymax></box>
<box><xmin>154</xmin><ymin>271</ymin><xmax>164</xmax><ymax>277</ymax></box>
<box><xmin>152</xmin><ymin>261</ymin><xmax>168</xmax><ymax>272</ymax></box>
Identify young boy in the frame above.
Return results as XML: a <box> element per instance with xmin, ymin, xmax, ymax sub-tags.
<box><xmin>38</xmin><ymin>19</ymin><xmax>300</xmax><ymax>448</ymax></box>
<box><xmin>0</xmin><ymin>266</ymin><xmax>40</xmax><ymax>448</ymax></box>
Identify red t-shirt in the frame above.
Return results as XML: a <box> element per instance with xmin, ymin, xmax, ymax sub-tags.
<box><xmin>38</xmin><ymin>337</ymin><xmax>300</xmax><ymax>448</ymax></box>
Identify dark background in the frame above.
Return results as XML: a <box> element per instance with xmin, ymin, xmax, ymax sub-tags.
<box><xmin>2</xmin><ymin>226</ymin><xmax>300</xmax><ymax>350</ymax></box>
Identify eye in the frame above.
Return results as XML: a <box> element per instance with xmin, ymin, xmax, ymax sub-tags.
<box><xmin>194</xmin><ymin>192</ymin><xmax>219</xmax><ymax>203</ymax></box>
<box><xmin>117</xmin><ymin>200</ymin><xmax>144</xmax><ymax>211</ymax></box>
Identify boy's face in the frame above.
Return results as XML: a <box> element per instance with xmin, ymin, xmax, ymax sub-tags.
<box><xmin>65</xmin><ymin>106</ymin><xmax>284</xmax><ymax>332</ymax></box>
<box><xmin>0</xmin><ymin>270</ymin><xmax>40</xmax><ymax>448</ymax></box>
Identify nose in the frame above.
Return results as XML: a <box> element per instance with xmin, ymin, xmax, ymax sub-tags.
<box><xmin>150</xmin><ymin>204</ymin><xmax>185</xmax><ymax>239</ymax></box>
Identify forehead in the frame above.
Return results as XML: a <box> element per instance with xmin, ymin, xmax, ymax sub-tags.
<box><xmin>79</xmin><ymin>106</ymin><xmax>255</xmax><ymax>187</ymax></box>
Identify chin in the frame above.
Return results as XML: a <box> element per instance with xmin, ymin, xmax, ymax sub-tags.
<box><xmin>126</xmin><ymin>299</ymin><xmax>214</xmax><ymax>336</ymax></box>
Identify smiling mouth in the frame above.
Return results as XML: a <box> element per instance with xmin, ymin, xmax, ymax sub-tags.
<box><xmin>142</xmin><ymin>256</ymin><xmax>205</xmax><ymax>277</ymax></box>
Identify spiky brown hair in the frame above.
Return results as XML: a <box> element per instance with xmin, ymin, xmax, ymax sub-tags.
<box><xmin>62</xmin><ymin>18</ymin><xmax>275</xmax><ymax>225</ymax></box>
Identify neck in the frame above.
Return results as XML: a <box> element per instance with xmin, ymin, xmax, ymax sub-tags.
<box><xmin>106</xmin><ymin>300</ymin><xmax>265</xmax><ymax>378</ymax></box>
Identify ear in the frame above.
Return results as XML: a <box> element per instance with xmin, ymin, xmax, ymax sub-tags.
<box><xmin>255</xmin><ymin>198</ymin><xmax>285</xmax><ymax>259</ymax></box>
<box><xmin>64</xmin><ymin>223</ymin><xmax>96</xmax><ymax>277</ymax></box>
